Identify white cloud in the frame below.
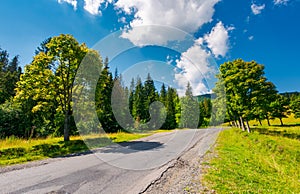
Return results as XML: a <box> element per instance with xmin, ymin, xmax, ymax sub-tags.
<box><xmin>174</xmin><ymin>40</ymin><xmax>216</xmax><ymax>96</ymax></box>
<box><xmin>248</xmin><ymin>36</ymin><xmax>254</xmax><ymax>40</ymax></box>
<box><xmin>174</xmin><ymin>21</ymin><xmax>232</xmax><ymax>95</ymax></box>
<box><xmin>57</xmin><ymin>0</ymin><xmax>77</xmax><ymax>10</ymax></box>
<box><xmin>251</xmin><ymin>3</ymin><xmax>265</xmax><ymax>15</ymax></box>
<box><xmin>55</xmin><ymin>0</ymin><xmax>229</xmax><ymax>95</ymax></box>
<box><xmin>203</xmin><ymin>21</ymin><xmax>232</xmax><ymax>58</ymax></box>
<box><xmin>118</xmin><ymin>16</ymin><xmax>126</xmax><ymax>23</ymax></box>
<box><xmin>120</xmin><ymin>25</ymin><xmax>188</xmax><ymax>46</ymax></box>
<box><xmin>274</xmin><ymin>0</ymin><xmax>289</xmax><ymax>5</ymax></box>
<box><xmin>84</xmin><ymin>0</ymin><xmax>105</xmax><ymax>15</ymax></box>
<box><xmin>114</xmin><ymin>0</ymin><xmax>220</xmax><ymax>46</ymax></box>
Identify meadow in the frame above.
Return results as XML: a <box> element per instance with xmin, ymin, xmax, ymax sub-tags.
<box><xmin>203</xmin><ymin>116</ymin><xmax>300</xmax><ymax>193</ymax></box>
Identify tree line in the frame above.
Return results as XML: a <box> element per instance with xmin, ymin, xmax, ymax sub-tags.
<box><xmin>0</xmin><ymin>34</ymin><xmax>212</xmax><ymax>141</ymax></box>
<box><xmin>2</xmin><ymin>34</ymin><xmax>298</xmax><ymax>139</ymax></box>
<box><xmin>213</xmin><ymin>59</ymin><xmax>300</xmax><ymax>132</ymax></box>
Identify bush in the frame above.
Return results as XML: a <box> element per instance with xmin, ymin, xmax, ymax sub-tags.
<box><xmin>0</xmin><ymin>101</ymin><xmax>26</xmax><ymax>138</ymax></box>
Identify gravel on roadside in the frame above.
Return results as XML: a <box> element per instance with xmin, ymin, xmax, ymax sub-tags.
<box><xmin>143</xmin><ymin>128</ymin><xmax>221</xmax><ymax>194</ymax></box>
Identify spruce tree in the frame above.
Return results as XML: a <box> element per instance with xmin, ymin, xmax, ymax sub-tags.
<box><xmin>144</xmin><ymin>73</ymin><xmax>157</xmax><ymax>122</ymax></box>
<box><xmin>95</xmin><ymin>58</ymin><xmax>118</xmax><ymax>132</ymax></box>
<box><xmin>180</xmin><ymin>82</ymin><xmax>199</xmax><ymax>128</ymax></box>
<box><xmin>132</xmin><ymin>77</ymin><xmax>146</xmax><ymax>126</ymax></box>
<box><xmin>163</xmin><ymin>87</ymin><xmax>177</xmax><ymax>129</ymax></box>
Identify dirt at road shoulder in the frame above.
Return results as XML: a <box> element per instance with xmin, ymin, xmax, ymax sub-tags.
<box><xmin>143</xmin><ymin>129</ymin><xmax>220</xmax><ymax>194</ymax></box>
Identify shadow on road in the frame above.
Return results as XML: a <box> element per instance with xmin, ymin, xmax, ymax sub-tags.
<box><xmin>98</xmin><ymin>141</ymin><xmax>164</xmax><ymax>154</ymax></box>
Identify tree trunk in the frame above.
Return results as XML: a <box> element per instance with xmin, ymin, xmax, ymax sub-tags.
<box><xmin>246</xmin><ymin>120</ymin><xmax>251</xmax><ymax>133</ymax></box>
<box><xmin>266</xmin><ymin>116</ymin><xmax>271</xmax><ymax>126</ymax></box>
<box><xmin>239</xmin><ymin>116</ymin><xmax>245</xmax><ymax>131</ymax></box>
<box><xmin>237</xmin><ymin>118</ymin><xmax>241</xmax><ymax>129</ymax></box>
<box><xmin>64</xmin><ymin>113</ymin><xmax>70</xmax><ymax>141</ymax></box>
<box><xmin>30</xmin><ymin>126</ymin><xmax>35</xmax><ymax>138</ymax></box>
<box><xmin>233</xmin><ymin>121</ymin><xmax>237</xmax><ymax>127</ymax></box>
<box><xmin>258</xmin><ymin>119</ymin><xmax>262</xmax><ymax>126</ymax></box>
<box><xmin>279</xmin><ymin>118</ymin><xmax>283</xmax><ymax>126</ymax></box>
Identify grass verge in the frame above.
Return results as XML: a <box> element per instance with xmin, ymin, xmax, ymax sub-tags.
<box><xmin>0</xmin><ymin>132</ymin><xmax>152</xmax><ymax>166</ymax></box>
<box><xmin>249</xmin><ymin>114</ymin><xmax>300</xmax><ymax>126</ymax></box>
<box><xmin>203</xmin><ymin>128</ymin><xmax>300</xmax><ymax>193</ymax></box>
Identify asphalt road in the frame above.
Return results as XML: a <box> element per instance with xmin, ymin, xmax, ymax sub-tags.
<box><xmin>0</xmin><ymin>128</ymin><xmax>221</xmax><ymax>194</ymax></box>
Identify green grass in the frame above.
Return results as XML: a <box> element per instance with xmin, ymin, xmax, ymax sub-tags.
<box><xmin>249</xmin><ymin>114</ymin><xmax>300</xmax><ymax>126</ymax></box>
<box><xmin>0</xmin><ymin>132</ymin><xmax>151</xmax><ymax>166</ymax></box>
<box><xmin>203</xmin><ymin>128</ymin><xmax>300</xmax><ymax>193</ymax></box>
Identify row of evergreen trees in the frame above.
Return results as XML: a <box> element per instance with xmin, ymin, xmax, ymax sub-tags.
<box><xmin>94</xmin><ymin>60</ymin><xmax>212</xmax><ymax>133</ymax></box>
<box><xmin>0</xmin><ymin>48</ymin><xmax>21</xmax><ymax>104</ymax></box>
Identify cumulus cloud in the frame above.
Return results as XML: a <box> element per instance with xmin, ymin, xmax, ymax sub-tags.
<box><xmin>56</xmin><ymin>0</ymin><xmax>224</xmax><ymax>47</ymax></box>
<box><xmin>174</xmin><ymin>21</ymin><xmax>232</xmax><ymax>95</ymax></box>
<box><xmin>174</xmin><ymin>40</ymin><xmax>216</xmax><ymax>96</ymax></box>
<box><xmin>56</xmin><ymin>0</ymin><xmax>230</xmax><ymax>95</ymax></box>
<box><xmin>202</xmin><ymin>21</ymin><xmax>232</xmax><ymax>58</ymax></box>
<box><xmin>83</xmin><ymin>0</ymin><xmax>113</xmax><ymax>15</ymax></box>
<box><xmin>251</xmin><ymin>3</ymin><xmax>265</xmax><ymax>15</ymax></box>
<box><xmin>114</xmin><ymin>0</ymin><xmax>220</xmax><ymax>46</ymax></box>
<box><xmin>83</xmin><ymin>0</ymin><xmax>116</xmax><ymax>15</ymax></box>
<box><xmin>120</xmin><ymin>25</ymin><xmax>189</xmax><ymax>47</ymax></box>
<box><xmin>57</xmin><ymin>0</ymin><xmax>77</xmax><ymax>10</ymax></box>
<box><xmin>274</xmin><ymin>0</ymin><xmax>289</xmax><ymax>5</ymax></box>
<box><xmin>248</xmin><ymin>36</ymin><xmax>254</xmax><ymax>40</ymax></box>
<box><xmin>83</xmin><ymin>0</ymin><xmax>105</xmax><ymax>15</ymax></box>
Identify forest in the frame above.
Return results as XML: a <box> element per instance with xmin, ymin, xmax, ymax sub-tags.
<box><xmin>0</xmin><ymin>34</ymin><xmax>212</xmax><ymax>141</ymax></box>
<box><xmin>1</xmin><ymin>34</ymin><xmax>299</xmax><ymax>141</ymax></box>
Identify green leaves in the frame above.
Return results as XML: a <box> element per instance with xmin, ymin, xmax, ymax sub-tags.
<box><xmin>180</xmin><ymin>83</ymin><xmax>199</xmax><ymax>128</ymax></box>
<box><xmin>215</xmin><ymin>59</ymin><xmax>278</xmax><ymax>131</ymax></box>
<box><xmin>0</xmin><ymin>48</ymin><xmax>21</xmax><ymax>104</ymax></box>
<box><xmin>269</xmin><ymin>95</ymin><xmax>290</xmax><ymax>125</ymax></box>
<box><xmin>14</xmin><ymin>35</ymin><xmax>91</xmax><ymax>140</ymax></box>
<box><xmin>290</xmin><ymin>96</ymin><xmax>300</xmax><ymax>118</ymax></box>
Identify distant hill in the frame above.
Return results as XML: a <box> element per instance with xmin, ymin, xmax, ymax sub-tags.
<box><xmin>280</xmin><ymin>91</ymin><xmax>300</xmax><ymax>99</ymax></box>
<box><xmin>194</xmin><ymin>93</ymin><xmax>216</xmax><ymax>102</ymax></box>
<box><xmin>194</xmin><ymin>92</ymin><xmax>299</xmax><ymax>103</ymax></box>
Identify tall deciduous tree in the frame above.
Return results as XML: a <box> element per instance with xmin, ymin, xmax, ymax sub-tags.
<box><xmin>291</xmin><ymin>96</ymin><xmax>300</xmax><ymax>118</ymax></box>
<box><xmin>270</xmin><ymin>95</ymin><xmax>290</xmax><ymax>126</ymax></box>
<box><xmin>47</xmin><ymin>34</ymin><xmax>88</xmax><ymax>141</ymax></box>
<box><xmin>251</xmin><ymin>81</ymin><xmax>277</xmax><ymax>126</ymax></box>
<box><xmin>15</xmin><ymin>53</ymin><xmax>56</xmax><ymax>137</ymax></box>
<box><xmin>15</xmin><ymin>35</ymin><xmax>89</xmax><ymax>140</ymax></box>
<box><xmin>215</xmin><ymin>59</ymin><xmax>277</xmax><ymax>132</ymax></box>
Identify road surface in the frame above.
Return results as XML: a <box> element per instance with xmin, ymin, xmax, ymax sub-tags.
<box><xmin>0</xmin><ymin>128</ymin><xmax>221</xmax><ymax>194</ymax></box>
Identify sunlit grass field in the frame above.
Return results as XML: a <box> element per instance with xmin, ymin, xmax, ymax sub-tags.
<box><xmin>203</xmin><ymin>116</ymin><xmax>300</xmax><ymax>193</ymax></box>
<box><xmin>0</xmin><ymin>132</ymin><xmax>152</xmax><ymax>166</ymax></box>
<box><xmin>249</xmin><ymin>114</ymin><xmax>300</xmax><ymax>126</ymax></box>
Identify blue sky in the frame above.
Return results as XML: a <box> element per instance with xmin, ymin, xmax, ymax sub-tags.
<box><xmin>0</xmin><ymin>0</ymin><xmax>299</xmax><ymax>94</ymax></box>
